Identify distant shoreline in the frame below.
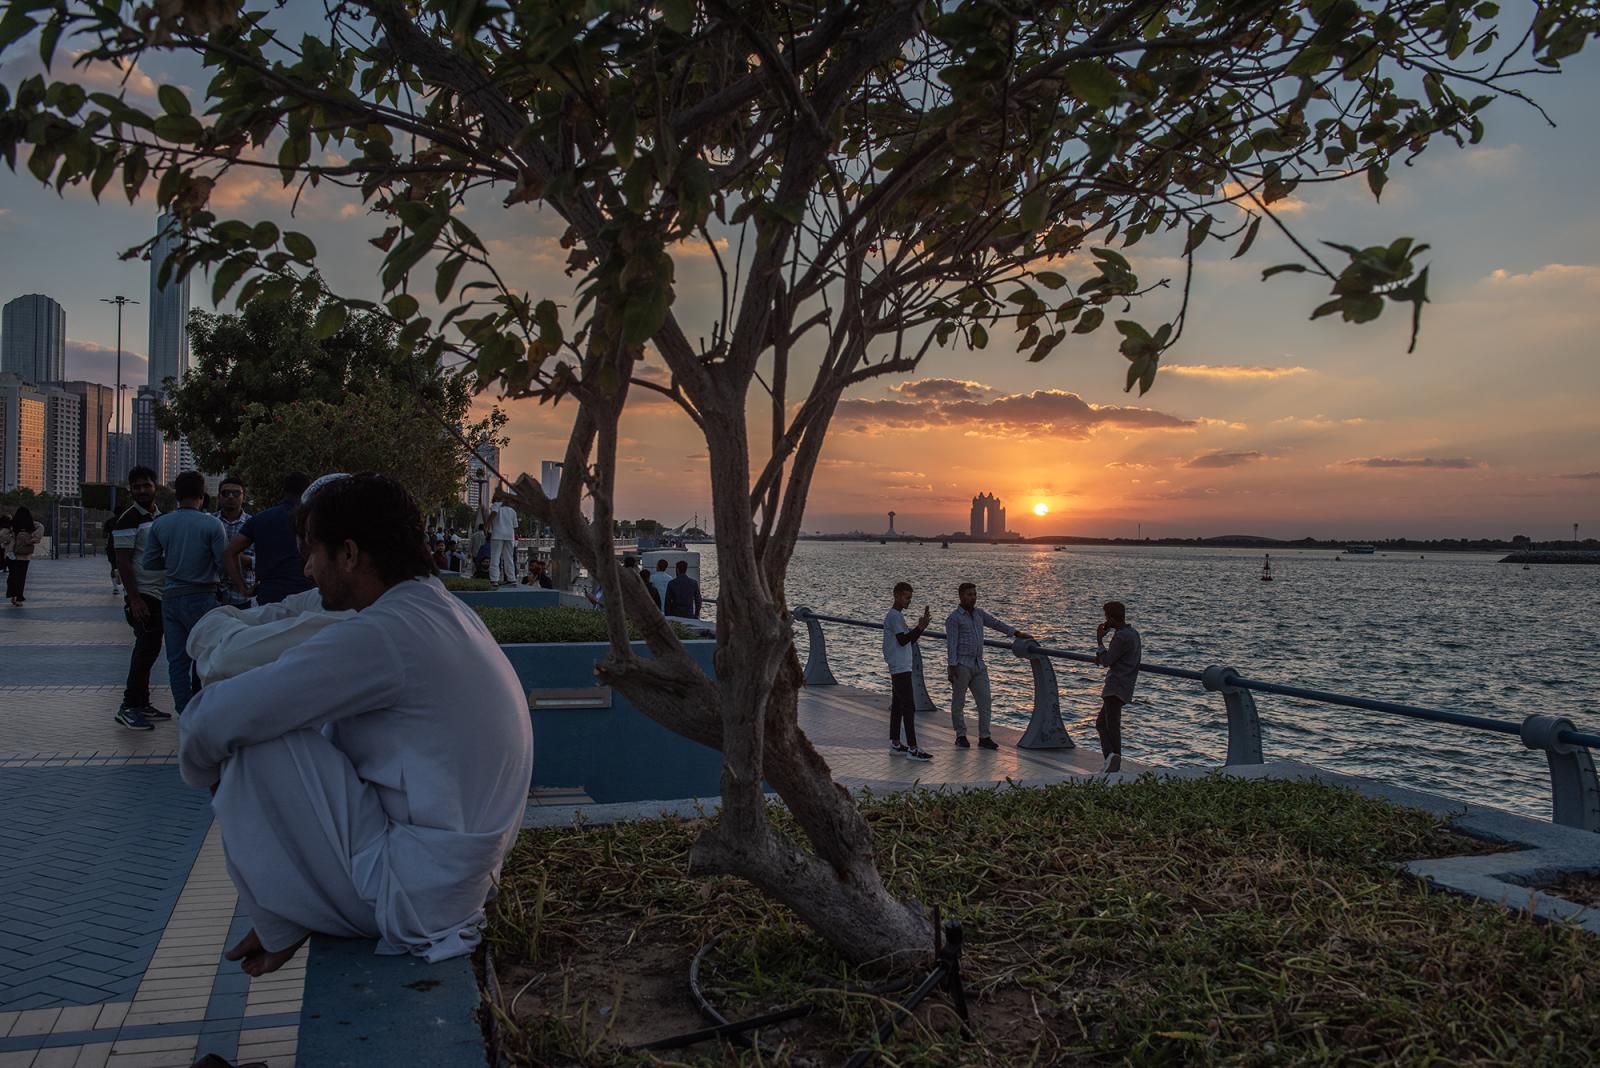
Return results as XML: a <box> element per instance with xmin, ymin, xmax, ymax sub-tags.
<box><xmin>797</xmin><ymin>533</ymin><xmax>1599</xmax><ymax>554</ymax></box>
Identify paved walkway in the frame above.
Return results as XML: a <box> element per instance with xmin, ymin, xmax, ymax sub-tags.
<box><xmin>0</xmin><ymin>556</ymin><xmax>302</xmax><ymax>1068</ymax></box>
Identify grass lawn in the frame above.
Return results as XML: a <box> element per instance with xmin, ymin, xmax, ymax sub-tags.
<box><xmin>488</xmin><ymin>775</ymin><xmax>1599</xmax><ymax>1066</ymax></box>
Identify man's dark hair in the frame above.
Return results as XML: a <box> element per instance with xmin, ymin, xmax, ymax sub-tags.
<box><xmin>622</xmin><ymin>555</ymin><xmax>637</xmax><ymax>568</ymax></box>
<box><xmin>1103</xmin><ymin>601</ymin><xmax>1126</xmax><ymax>624</ymax></box>
<box><xmin>894</xmin><ymin>581</ymin><xmax>913</xmax><ymax>595</ymax></box>
<box><xmin>281</xmin><ymin>471</ymin><xmax>311</xmax><ymax>499</ymax></box>
<box><xmin>127</xmin><ymin>464</ymin><xmax>158</xmax><ymax>485</ymax></box>
<box><xmin>219</xmin><ymin>474</ymin><xmax>245</xmax><ymax>492</ymax></box>
<box><xmin>301</xmin><ymin>472</ymin><xmax>435</xmax><ymax>584</ymax></box>
<box><xmin>656</xmin><ymin>559</ymin><xmax>668</xmax><ymax>570</ymax></box>
<box><xmin>173</xmin><ymin>471</ymin><xmax>207</xmax><ymax>501</ymax></box>
<box><xmin>958</xmin><ymin>581</ymin><xmax>976</xmax><ymax>595</ymax></box>
<box><xmin>676</xmin><ymin>560</ymin><xmax>689</xmax><ymax>573</ymax></box>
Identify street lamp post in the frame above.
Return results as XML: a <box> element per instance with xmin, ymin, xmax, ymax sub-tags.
<box><xmin>100</xmin><ymin>295</ymin><xmax>139</xmax><ymax>514</ymax></box>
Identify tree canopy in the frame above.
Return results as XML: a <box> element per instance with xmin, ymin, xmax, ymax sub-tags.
<box><xmin>4</xmin><ymin>0</ymin><xmax>1594</xmax><ymax>965</ymax></box>
<box><xmin>156</xmin><ymin>294</ymin><xmax>505</xmax><ymax>512</ymax></box>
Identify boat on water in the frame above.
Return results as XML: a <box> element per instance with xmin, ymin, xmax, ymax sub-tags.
<box><xmin>1344</xmin><ymin>543</ymin><xmax>1376</xmax><ymax>554</ymax></box>
<box><xmin>1260</xmin><ymin>554</ymin><xmax>1274</xmax><ymax>582</ymax></box>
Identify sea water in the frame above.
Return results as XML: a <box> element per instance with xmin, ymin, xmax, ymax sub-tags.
<box><xmin>697</xmin><ymin>542</ymin><xmax>1599</xmax><ymax>820</ymax></box>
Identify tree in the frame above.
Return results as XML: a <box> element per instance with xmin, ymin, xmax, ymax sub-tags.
<box><xmin>6</xmin><ymin>0</ymin><xmax>1594</xmax><ymax>966</ymax></box>
<box><xmin>154</xmin><ymin>294</ymin><xmax>504</xmax><ymax>508</ymax></box>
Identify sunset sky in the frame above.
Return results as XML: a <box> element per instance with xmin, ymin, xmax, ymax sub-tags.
<box><xmin>1</xmin><ymin>9</ymin><xmax>1595</xmax><ymax>540</ymax></box>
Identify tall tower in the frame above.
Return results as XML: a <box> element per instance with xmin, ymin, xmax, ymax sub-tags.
<box><xmin>147</xmin><ymin>212</ymin><xmax>191</xmax><ymax>390</ymax></box>
<box><xmin>1</xmin><ymin>294</ymin><xmax>66</xmax><ymax>383</ymax></box>
<box><xmin>887</xmin><ymin>510</ymin><xmax>896</xmax><ymax>535</ymax></box>
<box><xmin>969</xmin><ymin>495</ymin><xmax>984</xmax><ymax>537</ymax></box>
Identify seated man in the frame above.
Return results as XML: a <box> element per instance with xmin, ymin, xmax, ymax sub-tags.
<box><xmin>178</xmin><ymin>473</ymin><xmax>533</xmax><ymax>975</ymax></box>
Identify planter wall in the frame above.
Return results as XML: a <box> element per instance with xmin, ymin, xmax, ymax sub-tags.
<box><xmin>451</xmin><ymin>588</ymin><xmax>578</xmax><ymax>609</ymax></box>
<box><xmin>500</xmin><ymin>639</ymin><xmax>722</xmax><ymax>804</ymax></box>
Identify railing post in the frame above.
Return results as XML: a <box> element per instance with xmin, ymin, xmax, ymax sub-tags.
<box><xmin>910</xmin><ymin>641</ymin><xmax>938</xmax><ymax>715</ymax></box>
<box><xmin>1520</xmin><ymin>715</ymin><xmax>1600</xmax><ymax>831</ymax></box>
<box><xmin>792</xmin><ymin>606</ymin><xmax>838</xmax><ymax>686</ymax></box>
<box><xmin>1013</xmin><ymin>637</ymin><xmax>1073</xmax><ymax>749</ymax></box>
<box><xmin>1203</xmin><ymin>665</ymin><xmax>1263</xmax><ymax>766</ymax></box>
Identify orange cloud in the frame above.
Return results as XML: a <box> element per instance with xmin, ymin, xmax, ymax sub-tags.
<box><xmin>1336</xmin><ymin>457</ymin><xmax>1484</xmax><ymax>470</ymax></box>
<box><xmin>836</xmin><ymin>388</ymin><xmax>1197</xmax><ymax>438</ymax></box>
<box><xmin>1165</xmin><ymin>364</ymin><xmax>1309</xmax><ymax>380</ymax></box>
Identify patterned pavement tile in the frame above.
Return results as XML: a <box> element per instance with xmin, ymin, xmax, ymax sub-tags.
<box><xmin>0</xmin><ymin>768</ymin><xmax>212</xmax><ymax>1012</ymax></box>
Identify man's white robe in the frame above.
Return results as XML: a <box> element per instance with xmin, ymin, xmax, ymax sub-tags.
<box><xmin>178</xmin><ymin>577</ymin><xmax>533</xmax><ymax>962</ymax></box>
<box><xmin>186</xmin><ymin>589</ymin><xmax>353</xmax><ymax>684</ymax></box>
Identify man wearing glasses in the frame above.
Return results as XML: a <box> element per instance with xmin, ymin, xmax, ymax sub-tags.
<box><xmin>214</xmin><ymin>476</ymin><xmax>254</xmax><ymax>607</ymax></box>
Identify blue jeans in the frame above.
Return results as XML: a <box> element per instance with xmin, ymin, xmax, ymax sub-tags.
<box><xmin>162</xmin><ymin>592</ymin><xmax>216</xmax><ymax>714</ymax></box>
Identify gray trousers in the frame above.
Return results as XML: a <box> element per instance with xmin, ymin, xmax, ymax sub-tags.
<box><xmin>950</xmin><ymin>663</ymin><xmax>993</xmax><ymax>739</ymax></box>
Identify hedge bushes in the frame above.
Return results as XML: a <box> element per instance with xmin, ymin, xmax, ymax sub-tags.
<box><xmin>475</xmin><ymin>605</ymin><xmax>703</xmax><ymax>644</ymax></box>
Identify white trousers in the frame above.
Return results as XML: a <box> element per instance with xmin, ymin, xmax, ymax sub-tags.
<box><xmin>489</xmin><ymin>539</ymin><xmax>517</xmax><ymax>583</ymax></box>
<box><xmin>214</xmin><ymin>729</ymin><xmax>383</xmax><ymax>952</ymax></box>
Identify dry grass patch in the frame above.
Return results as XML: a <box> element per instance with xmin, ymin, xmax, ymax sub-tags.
<box><xmin>487</xmin><ymin>775</ymin><xmax>1598</xmax><ymax>1066</ymax></box>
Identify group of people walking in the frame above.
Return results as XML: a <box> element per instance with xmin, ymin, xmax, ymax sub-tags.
<box><xmin>882</xmin><ymin>582</ymin><xmax>1141</xmax><ymax>772</ymax></box>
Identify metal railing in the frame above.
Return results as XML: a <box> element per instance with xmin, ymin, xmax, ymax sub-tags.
<box><xmin>789</xmin><ymin>606</ymin><xmax>1600</xmax><ymax>832</ymax></box>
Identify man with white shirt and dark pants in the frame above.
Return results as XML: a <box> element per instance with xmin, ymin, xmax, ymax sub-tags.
<box><xmin>486</xmin><ymin>496</ymin><xmax>519</xmax><ymax>586</ymax></box>
<box><xmin>883</xmin><ymin>582</ymin><xmax>932</xmax><ymax>761</ymax></box>
<box><xmin>945</xmin><ymin>582</ymin><xmax>1031</xmax><ymax>750</ymax></box>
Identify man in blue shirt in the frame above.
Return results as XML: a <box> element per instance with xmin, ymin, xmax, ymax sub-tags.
<box><xmin>144</xmin><ymin>471</ymin><xmax>228</xmax><ymax>715</ymax></box>
<box><xmin>226</xmin><ymin>472</ymin><xmax>314</xmax><ymax>605</ymax></box>
<box><xmin>944</xmin><ymin>582</ymin><xmax>1031</xmax><ymax>750</ymax></box>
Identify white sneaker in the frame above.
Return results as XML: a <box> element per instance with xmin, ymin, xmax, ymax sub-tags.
<box><xmin>1099</xmin><ymin>753</ymin><xmax>1121</xmax><ymax>774</ymax></box>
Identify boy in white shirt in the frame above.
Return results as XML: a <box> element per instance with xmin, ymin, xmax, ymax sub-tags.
<box><xmin>882</xmin><ymin>582</ymin><xmax>932</xmax><ymax>760</ymax></box>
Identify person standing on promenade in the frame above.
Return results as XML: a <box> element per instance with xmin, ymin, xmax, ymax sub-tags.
<box><xmin>664</xmin><ymin>560</ymin><xmax>702</xmax><ymax>618</ymax></box>
<box><xmin>883</xmin><ymin>582</ymin><xmax>932</xmax><ymax>760</ymax></box>
<box><xmin>486</xmin><ymin>495</ymin><xmax>519</xmax><ymax>586</ymax></box>
<box><xmin>945</xmin><ymin>583</ymin><xmax>1032</xmax><ymax>750</ymax></box>
<box><xmin>214</xmin><ymin>475</ymin><xmax>253</xmax><ymax>608</ymax></box>
<box><xmin>1094</xmin><ymin>600</ymin><xmax>1142</xmax><ymax>774</ymax></box>
<box><xmin>178</xmin><ymin>473</ymin><xmax>532</xmax><ymax>976</ymax></box>
<box><xmin>0</xmin><ymin>512</ymin><xmax>11</xmax><ymax>577</ymax></box>
<box><xmin>3</xmin><ymin>507</ymin><xmax>43</xmax><ymax>605</ymax></box>
<box><xmin>144</xmin><ymin>471</ymin><xmax>228</xmax><ymax>716</ymax></box>
<box><xmin>226</xmin><ymin>472</ymin><xmax>313</xmax><ymax>605</ymax></box>
<box><xmin>649</xmin><ymin>558</ymin><xmax>672</xmax><ymax>604</ymax></box>
<box><xmin>112</xmin><ymin>466</ymin><xmax>167</xmax><ymax>730</ymax></box>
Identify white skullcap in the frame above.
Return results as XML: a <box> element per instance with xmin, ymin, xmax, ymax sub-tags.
<box><xmin>302</xmin><ymin>472</ymin><xmax>351</xmax><ymax>503</ymax></box>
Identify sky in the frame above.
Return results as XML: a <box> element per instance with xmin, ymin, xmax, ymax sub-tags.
<box><xmin>1</xmin><ymin>9</ymin><xmax>1596</xmax><ymax>540</ymax></box>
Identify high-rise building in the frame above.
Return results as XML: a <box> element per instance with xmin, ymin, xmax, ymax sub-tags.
<box><xmin>132</xmin><ymin>385</ymin><xmax>164</xmax><ymax>481</ymax></box>
<box><xmin>147</xmin><ymin>212</ymin><xmax>190</xmax><ymax>390</ymax></box>
<box><xmin>464</xmin><ymin>441</ymin><xmax>502</xmax><ymax>511</ymax></box>
<box><xmin>0</xmin><ymin>374</ymin><xmax>48</xmax><ymax>492</ymax></box>
<box><xmin>56</xmin><ymin>380</ymin><xmax>115</xmax><ymax>485</ymax></box>
<box><xmin>540</xmin><ymin>460</ymin><xmax>562</xmax><ymax>501</ymax></box>
<box><xmin>43</xmin><ymin>386</ymin><xmax>82</xmax><ymax>496</ymax></box>
<box><xmin>968</xmin><ymin>492</ymin><xmax>1005</xmax><ymax>537</ymax></box>
<box><xmin>106</xmin><ymin>431</ymin><xmax>133</xmax><ymax>484</ymax></box>
<box><xmin>1</xmin><ymin>294</ymin><xmax>66</xmax><ymax>384</ymax></box>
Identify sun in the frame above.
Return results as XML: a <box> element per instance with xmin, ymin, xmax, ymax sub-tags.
<box><xmin>1033</xmin><ymin>502</ymin><xmax>1049</xmax><ymax>517</ymax></box>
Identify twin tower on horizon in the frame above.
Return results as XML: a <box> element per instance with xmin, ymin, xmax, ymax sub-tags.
<box><xmin>879</xmin><ymin>494</ymin><xmax>1007</xmax><ymax>538</ymax></box>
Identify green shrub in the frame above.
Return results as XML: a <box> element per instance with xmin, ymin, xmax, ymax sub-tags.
<box><xmin>475</xmin><ymin>605</ymin><xmax>703</xmax><ymax>643</ymax></box>
<box><xmin>442</xmin><ymin>576</ymin><xmax>494</xmax><ymax>591</ymax></box>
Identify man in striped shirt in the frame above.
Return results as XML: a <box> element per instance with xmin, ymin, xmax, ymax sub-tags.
<box><xmin>944</xmin><ymin>583</ymin><xmax>1031</xmax><ymax>750</ymax></box>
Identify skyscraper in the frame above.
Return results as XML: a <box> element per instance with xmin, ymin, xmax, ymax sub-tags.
<box><xmin>1</xmin><ymin>294</ymin><xmax>66</xmax><ymax>384</ymax></box>
<box><xmin>968</xmin><ymin>492</ymin><xmax>1006</xmax><ymax>537</ymax></box>
<box><xmin>465</xmin><ymin>441</ymin><xmax>502</xmax><ymax>511</ymax></box>
<box><xmin>0</xmin><ymin>374</ymin><xmax>47</xmax><ymax>492</ymax></box>
<box><xmin>57</xmin><ymin>380</ymin><xmax>115</xmax><ymax>485</ymax></box>
<box><xmin>147</xmin><ymin>212</ymin><xmax>190</xmax><ymax>389</ymax></box>
<box><xmin>106</xmin><ymin>431</ymin><xmax>133</xmax><ymax>484</ymax></box>
<box><xmin>43</xmin><ymin>386</ymin><xmax>82</xmax><ymax>496</ymax></box>
<box><xmin>132</xmin><ymin>385</ymin><xmax>164</xmax><ymax>480</ymax></box>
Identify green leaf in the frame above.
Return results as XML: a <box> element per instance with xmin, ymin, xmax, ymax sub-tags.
<box><xmin>1072</xmin><ymin>308</ymin><xmax>1104</xmax><ymax>334</ymax></box>
<box><xmin>1232</xmin><ymin>217</ymin><xmax>1262</xmax><ymax>259</ymax></box>
<box><xmin>1262</xmin><ymin>263</ymin><xmax>1307</xmax><ymax>280</ymax></box>
<box><xmin>971</xmin><ymin>324</ymin><xmax>988</xmax><ymax>349</ymax></box>
<box><xmin>1034</xmin><ymin>270</ymin><xmax>1066</xmax><ymax>290</ymax></box>
<box><xmin>157</xmin><ymin>84</ymin><xmax>190</xmax><ymax>117</ymax></box>
<box><xmin>211</xmin><ymin>258</ymin><xmax>247</xmax><ymax>306</ymax></box>
<box><xmin>387</xmin><ymin>293</ymin><xmax>419</xmax><ymax>320</ymax></box>
<box><xmin>311</xmin><ymin>302</ymin><xmax>347</xmax><ymax>339</ymax></box>
<box><xmin>660</xmin><ymin>0</ymin><xmax>694</xmax><ymax>34</ymax></box>
<box><xmin>283</xmin><ymin>231</ymin><xmax>316</xmax><ymax>262</ymax></box>
<box><xmin>1367</xmin><ymin>165</ymin><xmax>1387</xmax><ymax>201</ymax></box>
<box><xmin>152</xmin><ymin>113</ymin><xmax>203</xmax><ymax>143</ymax></box>
<box><xmin>1018</xmin><ymin>189</ymin><xmax>1049</xmax><ymax>231</ymax></box>
<box><xmin>0</xmin><ymin>11</ymin><xmax>38</xmax><ymax>56</ymax></box>
<box><xmin>435</xmin><ymin>256</ymin><xmax>465</xmax><ymax>303</ymax></box>
<box><xmin>1183</xmin><ymin>214</ymin><xmax>1213</xmax><ymax>255</ymax></box>
<box><xmin>1114</xmin><ymin>320</ymin><xmax>1151</xmax><ymax>343</ymax></box>
<box><xmin>1064</xmin><ymin>61</ymin><xmax>1120</xmax><ymax>110</ymax></box>
<box><xmin>249</xmin><ymin>221</ymin><xmax>279</xmax><ymax>250</ymax></box>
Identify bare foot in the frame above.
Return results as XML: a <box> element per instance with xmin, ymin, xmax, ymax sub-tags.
<box><xmin>225</xmin><ymin>927</ymin><xmax>309</xmax><ymax>976</ymax></box>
